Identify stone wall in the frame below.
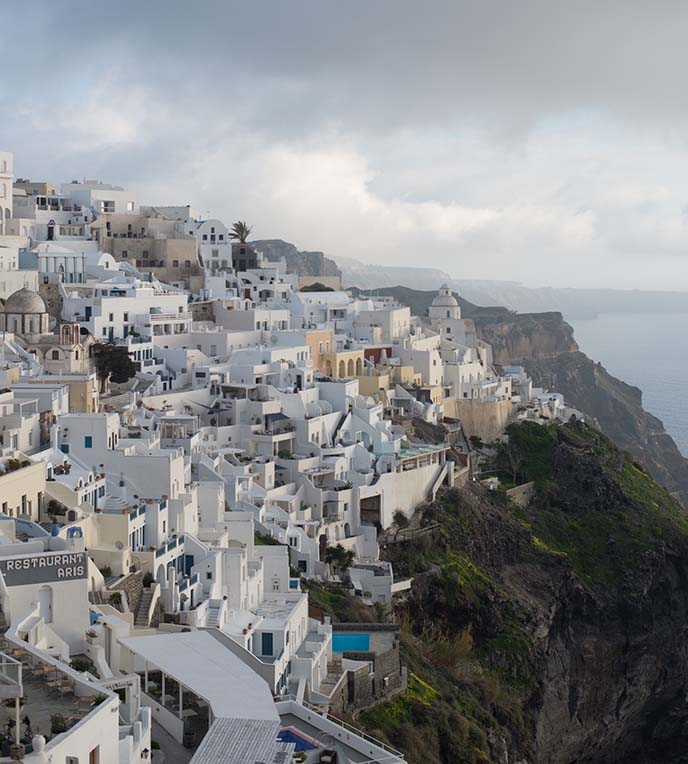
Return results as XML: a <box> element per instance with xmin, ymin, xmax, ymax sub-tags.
<box><xmin>506</xmin><ymin>481</ymin><xmax>535</xmax><ymax>507</ymax></box>
<box><xmin>39</xmin><ymin>282</ymin><xmax>63</xmax><ymax>322</ymax></box>
<box><xmin>333</xmin><ymin>624</ymin><xmax>402</xmax><ymax>707</ymax></box>
<box><xmin>442</xmin><ymin>397</ymin><xmax>513</xmax><ymax>443</ymax></box>
<box><xmin>190</xmin><ymin>301</ymin><xmax>214</xmax><ymax>323</ymax></box>
<box><xmin>111</xmin><ymin>570</ymin><xmax>143</xmax><ymax>616</ymax></box>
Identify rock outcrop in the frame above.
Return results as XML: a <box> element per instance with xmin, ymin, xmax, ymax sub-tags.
<box><xmin>469</xmin><ymin>308</ymin><xmax>688</xmax><ymax>505</ymax></box>
<box><xmin>250</xmin><ymin>238</ymin><xmax>341</xmax><ymax>278</ymax></box>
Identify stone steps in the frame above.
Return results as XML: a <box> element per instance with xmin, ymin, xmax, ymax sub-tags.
<box><xmin>135</xmin><ymin>589</ymin><xmax>154</xmax><ymax>626</ymax></box>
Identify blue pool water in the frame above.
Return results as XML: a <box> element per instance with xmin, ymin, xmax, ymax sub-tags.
<box><xmin>332</xmin><ymin>632</ymin><xmax>370</xmax><ymax>652</ymax></box>
<box><xmin>278</xmin><ymin>729</ymin><xmax>318</xmax><ymax>751</ymax></box>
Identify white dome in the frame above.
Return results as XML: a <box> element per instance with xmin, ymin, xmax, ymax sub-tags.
<box><xmin>431</xmin><ymin>285</ymin><xmax>459</xmax><ymax>308</ymax></box>
<box><xmin>2</xmin><ymin>288</ymin><xmax>47</xmax><ymax>314</ymax></box>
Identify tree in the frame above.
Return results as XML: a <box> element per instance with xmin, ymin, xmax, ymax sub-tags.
<box><xmin>392</xmin><ymin>510</ymin><xmax>409</xmax><ymax>539</ymax></box>
<box><xmin>469</xmin><ymin>435</ymin><xmax>484</xmax><ymax>451</ymax></box>
<box><xmin>299</xmin><ymin>282</ymin><xmax>334</xmax><ymax>293</ymax></box>
<box><xmin>323</xmin><ymin>544</ymin><xmax>355</xmax><ymax>574</ymax></box>
<box><xmin>92</xmin><ymin>343</ymin><xmax>136</xmax><ymax>392</ymax></box>
<box><xmin>230</xmin><ymin>221</ymin><xmax>253</xmax><ymax>243</ymax></box>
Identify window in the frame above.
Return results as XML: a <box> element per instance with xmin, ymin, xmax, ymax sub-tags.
<box><xmin>185</xmin><ymin>260</ymin><xmax>191</xmax><ymax>268</ymax></box>
<box><xmin>89</xmin><ymin>746</ymin><xmax>100</xmax><ymax>764</ymax></box>
<box><xmin>127</xmin><ymin>201</ymin><xmax>135</xmax><ymax>212</ymax></box>
<box><xmin>202</xmin><ymin>234</ymin><xmax>208</xmax><ymax>241</ymax></box>
<box><xmin>172</xmin><ymin>260</ymin><xmax>179</xmax><ymax>267</ymax></box>
<box><xmin>142</xmin><ymin>250</ymin><xmax>149</xmax><ymax>257</ymax></box>
<box><xmin>261</xmin><ymin>632</ymin><xmax>273</xmax><ymax>656</ymax></box>
<box><xmin>123</xmin><ymin>313</ymin><xmax>128</xmax><ymax>322</ymax></box>
<box><xmin>273</xmin><ymin>580</ymin><xmax>280</xmax><ymax>591</ymax></box>
<box><xmin>84</xmin><ymin>436</ymin><xmax>92</xmax><ymax>449</ymax></box>
<box><xmin>206</xmin><ymin>572</ymin><xmax>212</xmax><ymax>580</ymax></box>
<box><xmin>122</xmin><ymin>250</ymin><xmax>128</xmax><ymax>258</ymax></box>
<box><xmin>51</xmin><ymin>350</ymin><xmax>59</xmax><ymax>360</ymax></box>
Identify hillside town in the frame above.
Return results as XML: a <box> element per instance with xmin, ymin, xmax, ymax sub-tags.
<box><xmin>0</xmin><ymin>149</ymin><xmax>582</xmax><ymax>764</ymax></box>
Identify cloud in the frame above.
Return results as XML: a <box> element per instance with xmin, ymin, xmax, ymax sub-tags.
<box><xmin>3</xmin><ymin>0</ymin><xmax>688</xmax><ymax>289</ymax></box>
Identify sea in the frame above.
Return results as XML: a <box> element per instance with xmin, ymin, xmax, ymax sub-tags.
<box><xmin>568</xmin><ymin>313</ymin><xmax>688</xmax><ymax>457</ymax></box>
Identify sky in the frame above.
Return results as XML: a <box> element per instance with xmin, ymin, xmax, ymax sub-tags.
<box><xmin>3</xmin><ymin>0</ymin><xmax>688</xmax><ymax>290</ymax></box>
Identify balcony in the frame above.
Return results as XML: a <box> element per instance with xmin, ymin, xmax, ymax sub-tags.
<box><xmin>148</xmin><ymin>312</ymin><xmax>192</xmax><ymax>323</ymax></box>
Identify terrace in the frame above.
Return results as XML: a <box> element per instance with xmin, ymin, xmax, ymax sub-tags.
<box><xmin>0</xmin><ymin>636</ymin><xmax>114</xmax><ymax>754</ymax></box>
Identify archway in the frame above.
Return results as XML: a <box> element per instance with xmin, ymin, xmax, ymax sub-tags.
<box><xmin>347</xmin><ymin>359</ymin><xmax>354</xmax><ymax>377</ymax></box>
<box><xmin>355</xmin><ymin>358</ymin><xmax>362</xmax><ymax>375</ymax></box>
<box><xmin>338</xmin><ymin>360</ymin><xmax>345</xmax><ymax>378</ymax></box>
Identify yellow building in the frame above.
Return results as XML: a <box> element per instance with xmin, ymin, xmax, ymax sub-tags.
<box><xmin>322</xmin><ymin>349</ymin><xmax>365</xmax><ymax>379</ymax></box>
<box><xmin>386</xmin><ymin>364</ymin><xmax>422</xmax><ymax>387</ymax></box>
<box><xmin>0</xmin><ymin>457</ymin><xmax>45</xmax><ymax>520</ymax></box>
<box><xmin>356</xmin><ymin>369</ymin><xmax>391</xmax><ymax>401</ymax></box>
<box><xmin>302</xmin><ymin>329</ymin><xmax>334</xmax><ymax>375</ymax></box>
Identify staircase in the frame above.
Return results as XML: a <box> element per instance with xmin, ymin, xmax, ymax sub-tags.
<box><xmin>88</xmin><ymin>591</ymin><xmax>105</xmax><ymax>605</ymax></box>
<box><xmin>135</xmin><ymin>588</ymin><xmax>154</xmax><ymax>627</ymax></box>
<box><xmin>206</xmin><ymin>603</ymin><xmax>222</xmax><ymax>628</ymax></box>
<box><xmin>317</xmin><ymin>656</ymin><xmax>344</xmax><ymax>698</ymax></box>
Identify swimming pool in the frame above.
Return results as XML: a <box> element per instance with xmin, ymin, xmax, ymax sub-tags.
<box><xmin>278</xmin><ymin>728</ymin><xmax>318</xmax><ymax>752</ymax></box>
<box><xmin>332</xmin><ymin>632</ymin><xmax>370</xmax><ymax>652</ymax></box>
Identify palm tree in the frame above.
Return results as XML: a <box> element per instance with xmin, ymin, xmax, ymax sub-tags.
<box><xmin>230</xmin><ymin>221</ymin><xmax>253</xmax><ymax>243</ymax></box>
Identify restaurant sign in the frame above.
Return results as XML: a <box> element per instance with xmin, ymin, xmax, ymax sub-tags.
<box><xmin>0</xmin><ymin>552</ymin><xmax>87</xmax><ymax>586</ymax></box>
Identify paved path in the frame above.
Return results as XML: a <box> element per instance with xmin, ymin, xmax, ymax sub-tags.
<box><xmin>151</xmin><ymin>721</ymin><xmax>193</xmax><ymax>764</ymax></box>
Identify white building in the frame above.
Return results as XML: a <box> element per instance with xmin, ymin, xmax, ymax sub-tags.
<box><xmin>61</xmin><ymin>180</ymin><xmax>138</xmax><ymax>215</ymax></box>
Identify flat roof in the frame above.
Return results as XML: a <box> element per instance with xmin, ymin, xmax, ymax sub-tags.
<box><xmin>190</xmin><ymin>718</ymin><xmax>288</xmax><ymax>764</ymax></box>
<box><xmin>121</xmin><ymin>630</ymin><xmax>278</xmax><ymax>722</ymax></box>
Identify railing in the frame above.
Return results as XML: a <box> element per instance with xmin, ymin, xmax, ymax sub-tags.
<box><xmin>148</xmin><ymin>312</ymin><xmax>192</xmax><ymax>322</ymax></box>
<box><xmin>277</xmin><ymin>697</ymin><xmax>405</xmax><ymax>759</ymax></box>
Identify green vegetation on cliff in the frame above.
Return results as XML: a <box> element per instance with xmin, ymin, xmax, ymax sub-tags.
<box><xmin>325</xmin><ymin>420</ymin><xmax>688</xmax><ymax>764</ymax></box>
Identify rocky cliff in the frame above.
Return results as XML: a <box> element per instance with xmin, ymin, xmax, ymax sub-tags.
<box><xmin>361</xmin><ymin>422</ymin><xmax>688</xmax><ymax>764</ymax></box>
<box><xmin>250</xmin><ymin>238</ymin><xmax>341</xmax><ymax>278</ymax></box>
<box><xmin>471</xmin><ymin>310</ymin><xmax>579</xmax><ymax>364</ymax></box>
<box><xmin>469</xmin><ymin>308</ymin><xmax>688</xmax><ymax>505</ymax></box>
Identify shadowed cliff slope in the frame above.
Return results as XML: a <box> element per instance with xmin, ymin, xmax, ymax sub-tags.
<box><xmin>359</xmin><ymin>422</ymin><xmax>688</xmax><ymax>764</ymax></box>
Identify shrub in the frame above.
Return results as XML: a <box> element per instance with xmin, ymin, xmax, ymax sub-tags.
<box><xmin>50</xmin><ymin>714</ymin><xmax>67</xmax><ymax>734</ymax></box>
<box><xmin>71</xmin><ymin>657</ymin><xmax>96</xmax><ymax>674</ymax></box>
<box><xmin>143</xmin><ymin>572</ymin><xmax>155</xmax><ymax>587</ymax></box>
<box><xmin>99</xmin><ymin>566</ymin><xmax>112</xmax><ymax>578</ymax></box>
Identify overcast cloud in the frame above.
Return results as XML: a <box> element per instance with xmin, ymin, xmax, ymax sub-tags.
<box><xmin>3</xmin><ymin>0</ymin><xmax>688</xmax><ymax>289</ymax></box>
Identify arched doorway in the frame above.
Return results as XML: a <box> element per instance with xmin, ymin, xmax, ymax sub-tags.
<box><xmin>38</xmin><ymin>585</ymin><xmax>53</xmax><ymax>623</ymax></box>
<box><xmin>347</xmin><ymin>359</ymin><xmax>354</xmax><ymax>377</ymax></box>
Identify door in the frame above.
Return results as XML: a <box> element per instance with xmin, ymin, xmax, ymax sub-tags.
<box><xmin>38</xmin><ymin>585</ymin><xmax>53</xmax><ymax>623</ymax></box>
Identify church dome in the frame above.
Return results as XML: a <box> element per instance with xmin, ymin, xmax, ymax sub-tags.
<box><xmin>3</xmin><ymin>287</ymin><xmax>47</xmax><ymax>314</ymax></box>
<box><xmin>431</xmin><ymin>284</ymin><xmax>459</xmax><ymax>308</ymax></box>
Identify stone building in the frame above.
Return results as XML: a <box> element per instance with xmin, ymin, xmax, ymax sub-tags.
<box><xmin>0</xmin><ymin>287</ymin><xmax>50</xmax><ymax>340</ymax></box>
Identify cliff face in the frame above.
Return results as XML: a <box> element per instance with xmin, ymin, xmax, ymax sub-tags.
<box><xmin>250</xmin><ymin>238</ymin><xmax>341</xmax><ymax>278</ymax></box>
<box><xmin>470</xmin><ymin>309</ymin><xmax>688</xmax><ymax>505</ymax></box>
<box><xmin>472</xmin><ymin>311</ymin><xmax>578</xmax><ymax>364</ymax></box>
<box><xmin>364</xmin><ymin>423</ymin><xmax>688</xmax><ymax>764</ymax></box>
